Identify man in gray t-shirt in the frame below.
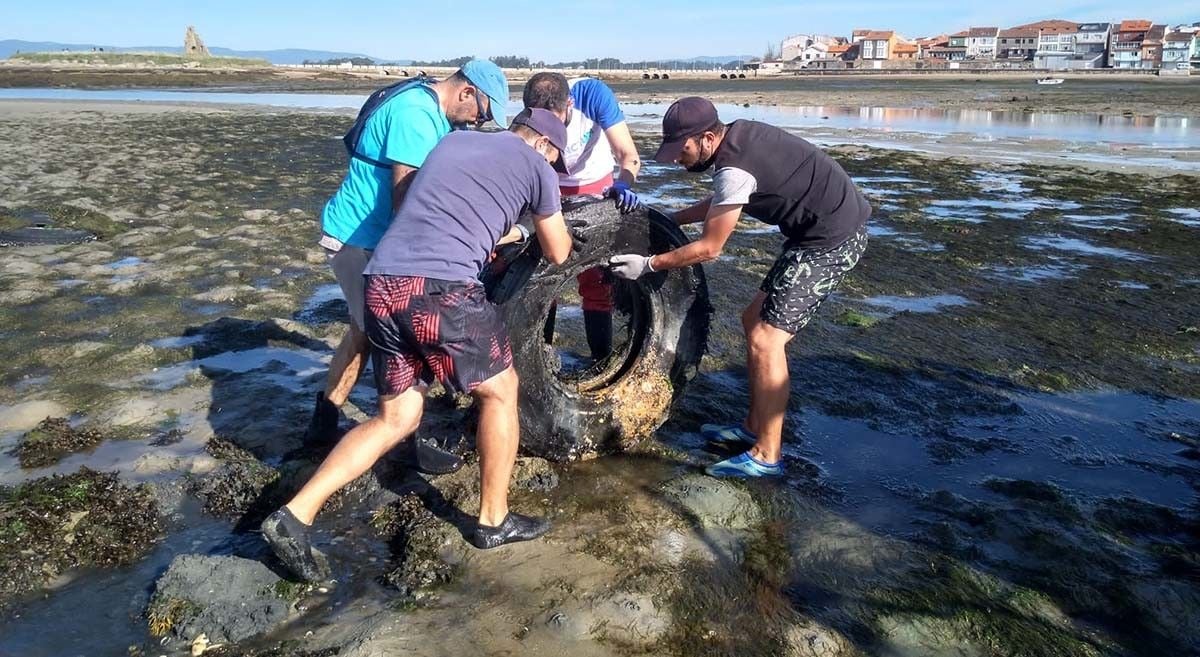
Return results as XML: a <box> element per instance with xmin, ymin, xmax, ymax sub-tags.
<box><xmin>366</xmin><ymin>128</ymin><xmax>563</xmax><ymax>281</ymax></box>
<box><xmin>262</xmin><ymin>109</ymin><xmax>576</xmax><ymax>582</ymax></box>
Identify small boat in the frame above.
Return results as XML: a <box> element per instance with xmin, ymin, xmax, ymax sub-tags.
<box><xmin>1036</xmin><ymin>77</ymin><xmax>1065</xmax><ymax>85</ymax></box>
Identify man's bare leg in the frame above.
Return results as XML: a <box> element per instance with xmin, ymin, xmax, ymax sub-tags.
<box><xmin>742</xmin><ymin>292</ymin><xmax>794</xmax><ymax>463</ymax></box>
<box><xmin>469</xmin><ymin>367</ymin><xmax>551</xmax><ymax>548</ymax></box>
<box><xmin>324</xmin><ymin>323</ymin><xmax>371</xmax><ymax>407</ymax></box>
<box><xmin>289</xmin><ymin>387</ymin><xmax>425</xmax><ymax>524</ymax></box>
<box><xmin>265</xmin><ymin>387</ymin><xmax>424</xmax><ymax>580</ymax></box>
<box><xmin>473</xmin><ymin>367</ymin><xmax>520</xmax><ymax>527</ymax></box>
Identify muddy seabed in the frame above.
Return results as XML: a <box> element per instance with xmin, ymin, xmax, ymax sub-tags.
<box><xmin>0</xmin><ymin>103</ymin><xmax>1198</xmax><ymax>657</ymax></box>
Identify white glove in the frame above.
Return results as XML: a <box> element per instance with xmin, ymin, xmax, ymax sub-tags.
<box><xmin>608</xmin><ymin>254</ymin><xmax>655</xmax><ymax>280</ymax></box>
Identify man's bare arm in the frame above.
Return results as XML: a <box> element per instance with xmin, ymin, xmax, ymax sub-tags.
<box><xmin>391</xmin><ymin>163</ymin><xmax>419</xmax><ymax>214</ymax></box>
<box><xmin>672</xmin><ymin>197</ymin><xmax>714</xmax><ymax>226</ymax></box>
<box><xmin>533</xmin><ymin>211</ymin><xmax>572</xmax><ymax>265</ymax></box>
<box><xmin>649</xmin><ymin>204</ymin><xmax>741</xmax><ymax>270</ymax></box>
<box><xmin>604</xmin><ymin>122</ymin><xmax>642</xmax><ymax>186</ymax></box>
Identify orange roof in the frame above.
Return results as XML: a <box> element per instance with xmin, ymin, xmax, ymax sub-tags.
<box><xmin>916</xmin><ymin>35</ymin><xmax>950</xmax><ymax>47</ymax></box>
<box><xmin>1118</xmin><ymin>20</ymin><xmax>1152</xmax><ymax>32</ymax></box>
<box><xmin>827</xmin><ymin>44</ymin><xmax>852</xmax><ymax>54</ymax></box>
<box><xmin>950</xmin><ymin>30</ymin><xmax>970</xmax><ymax>37</ymax></box>
<box><xmin>1013</xmin><ymin>19</ymin><xmax>1079</xmax><ymax>32</ymax></box>
<box><xmin>894</xmin><ymin>42</ymin><xmax>919</xmax><ymax>54</ymax></box>
<box><xmin>863</xmin><ymin>30</ymin><xmax>895</xmax><ymax>40</ymax></box>
<box><xmin>998</xmin><ymin>28</ymin><xmax>1039</xmax><ymax>38</ymax></box>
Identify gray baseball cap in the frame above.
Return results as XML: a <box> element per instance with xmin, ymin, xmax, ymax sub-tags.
<box><xmin>511</xmin><ymin>107</ymin><xmax>569</xmax><ymax>173</ymax></box>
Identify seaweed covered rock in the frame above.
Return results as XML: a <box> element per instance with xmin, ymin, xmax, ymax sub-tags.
<box><xmin>187</xmin><ymin>437</ymin><xmax>281</xmax><ymax>518</ymax></box>
<box><xmin>371</xmin><ymin>494</ymin><xmax>460</xmax><ymax>597</ymax></box>
<box><xmin>0</xmin><ymin>205</ymin><xmax>127</xmax><ymax>246</ymax></box>
<box><xmin>206</xmin><ymin>647</ymin><xmax>340</xmax><ymax>657</ymax></box>
<box><xmin>148</xmin><ymin>554</ymin><xmax>297</xmax><ymax>645</ymax></box>
<box><xmin>14</xmin><ymin>416</ymin><xmax>104</xmax><ymax>468</ymax></box>
<box><xmin>0</xmin><ymin>468</ymin><xmax>162</xmax><ymax>603</ymax></box>
<box><xmin>427</xmin><ymin>456</ymin><xmax>559</xmax><ymax>512</ymax></box>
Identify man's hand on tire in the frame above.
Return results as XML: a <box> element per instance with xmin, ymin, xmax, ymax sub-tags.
<box><xmin>604</xmin><ymin>181</ymin><xmax>640</xmax><ymax>214</ymax></box>
<box><xmin>608</xmin><ymin>254</ymin><xmax>655</xmax><ymax>280</ymax></box>
<box><xmin>568</xmin><ymin>219</ymin><xmax>589</xmax><ymax>253</ymax></box>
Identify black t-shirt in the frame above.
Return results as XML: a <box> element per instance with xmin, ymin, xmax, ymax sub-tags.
<box><xmin>710</xmin><ymin>120</ymin><xmax>870</xmax><ymax>249</ymax></box>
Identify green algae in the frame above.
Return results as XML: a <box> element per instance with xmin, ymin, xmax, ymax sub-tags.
<box><xmin>835</xmin><ymin>310</ymin><xmax>881</xmax><ymax>328</ymax></box>
<box><xmin>15</xmin><ymin>417</ymin><xmax>104</xmax><ymax>468</ymax></box>
<box><xmin>863</xmin><ymin>556</ymin><xmax>1105</xmax><ymax>657</ymax></box>
<box><xmin>0</xmin><ymin>468</ymin><xmax>162</xmax><ymax>604</ymax></box>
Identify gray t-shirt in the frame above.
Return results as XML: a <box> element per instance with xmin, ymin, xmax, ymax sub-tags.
<box><xmin>711</xmin><ymin>167</ymin><xmax>758</xmax><ymax>206</ymax></box>
<box><xmin>366</xmin><ymin>130</ymin><xmax>561</xmax><ymax>283</ymax></box>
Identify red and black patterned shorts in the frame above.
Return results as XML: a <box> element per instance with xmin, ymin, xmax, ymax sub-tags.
<box><xmin>364</xmin><ymin>275</ymin><xmax>513</xmax><ymax>396</ymax></box>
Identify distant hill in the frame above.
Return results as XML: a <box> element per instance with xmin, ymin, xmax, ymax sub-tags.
<box><xmin>0</xmin><ymin>39</ymin><xmax>407</xmax><ymax>65</ymax></box>
<box><xmin>1</xmin><ymin>39</ymin><xmax>749</xmax><ymax>67</ymax></box>
<box><xmin>685</xmin><ymin>55</ymin><xmax>756</xmax><ymax>64</ymax></box>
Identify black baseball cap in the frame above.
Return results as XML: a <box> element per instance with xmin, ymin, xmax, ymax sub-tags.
<box><xmin>653</xmin><ymin>97</ymin><xmax>720</xmax><ymax>164</ymax></box>
<box><xmin>511</xmin><ymin>107</ymin><xmax>569</xmax><ymax>173</ymax></box>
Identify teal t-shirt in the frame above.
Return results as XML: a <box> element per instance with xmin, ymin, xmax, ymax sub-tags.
<box><xmin>321</xmin><ymin>85</ymin><xmax>450</xmax><ymax>249</ymax></box>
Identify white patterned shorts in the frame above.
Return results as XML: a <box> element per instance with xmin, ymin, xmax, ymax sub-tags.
<box><xmin>759</xmin><ymin>226</ymin><xmax>868</xmax><ymax>334</ymax></box>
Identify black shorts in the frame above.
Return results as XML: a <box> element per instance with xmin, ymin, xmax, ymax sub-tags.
<box><xmin>364</xmin><ymin>275</ymin><xmax>513</xmax><ymax>396</ymax></box>
<box><xmin>759</xmin><ymin>227</ymin><xmax>868</xmax><ymax>334</ymax></box>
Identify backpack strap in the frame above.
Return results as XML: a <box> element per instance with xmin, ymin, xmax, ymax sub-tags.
<box><xmin>344</xmin><ymin>75</ymin><xmax>439</xmax><ymax>169</ymax></box>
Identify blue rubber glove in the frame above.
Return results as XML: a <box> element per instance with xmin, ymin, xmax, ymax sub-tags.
<box><xmin>604</xmin><ymin>180</ymin><xmax>640</xmax><ymax>214</ymax></box>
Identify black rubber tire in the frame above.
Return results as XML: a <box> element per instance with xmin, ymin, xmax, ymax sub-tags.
<box><xmin>481</xmin><ymin>200</ymin><xmax>711</xmax><ymax>462</ymax></box>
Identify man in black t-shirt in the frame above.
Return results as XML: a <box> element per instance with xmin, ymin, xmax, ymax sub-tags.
<box><xmin>609</xmin><ymin>96</ymin><xmax>870</xmax><ymax>479</ymax></box>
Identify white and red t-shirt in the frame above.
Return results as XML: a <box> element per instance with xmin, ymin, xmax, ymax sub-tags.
<box><xmin>558</xmin><ymin>78</ymin><xmax>626</xmax><ymax>194</ymax></box>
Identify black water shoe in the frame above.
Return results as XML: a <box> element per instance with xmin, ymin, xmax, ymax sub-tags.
<box><xmin>470</xmin><ymin>512</ymin><xmax>551</xmax><ymax>549</ymax></box>
<box><xmin>303</xmin><ymin>392</ymin><xmax>339</xmax><ymax>447</ymax></box>
<box><xmin>411</xmin><ymin>436</ymin><xmax>464</xmax><ymax>475</ymax></box>
<box><xmin>261</xmin><ymin>507</ymin><xmax>330</xmax><ymax>582</ymax></box>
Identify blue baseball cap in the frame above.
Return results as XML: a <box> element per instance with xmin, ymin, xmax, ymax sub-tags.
<box><xmin>460</xmin><ymin>59</ymin><xmax>510</xmax><ymax>128</ymax></box>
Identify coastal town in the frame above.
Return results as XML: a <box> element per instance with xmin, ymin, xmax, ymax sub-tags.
<box><xmin>769</xmin><ymin>19</ymin><xmax>1200</xmax><ymax>74</ymax></box>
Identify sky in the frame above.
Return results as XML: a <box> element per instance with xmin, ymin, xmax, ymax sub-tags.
<box><xmin>2</xmin><ymin>1</ymin><xmax>1193</xmax><ymax>62</ymax></box>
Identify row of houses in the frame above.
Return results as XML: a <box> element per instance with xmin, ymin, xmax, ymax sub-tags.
<box><xmin>775</xmin><ymin>19</ymin><xmax>1200</xmax><ymax>72</ymax></box>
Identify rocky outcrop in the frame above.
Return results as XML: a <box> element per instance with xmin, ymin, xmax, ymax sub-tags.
<box><xmin>661</xmin><ymin>473</ymin><xmax>762</xmax><ymax>529</ymax></box>
<box><xmin>148</xmin><ymin>554</ymin><xmax>297</xmax><ymax>645</ymax></box>
<box><xmin>184</xmin><ymin>26</ymin><xmax>210</xmax><ymax>57</ymax></box>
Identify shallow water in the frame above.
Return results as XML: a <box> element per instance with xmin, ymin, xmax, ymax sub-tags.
<box><xmin>0</xmin><ymin>509</ymin><xmax>239</xmax><ymax>657</ymax></box>
<box><xmin>860</xmin><ymin>294</ymin><xmax>973</xmax><ymax>314</ymax></box>
<box><xmin>133</xmin><ymin>346</ymin><xmax>329</xmax><ymax>391</ymax></box>
<box><xmin>1023</xmin><ymin>235</ymin><xmax>1148</xmax><ymax>261</ymax></box>
<box><xmin>4</xmin><ymin>87</ymin><xmax>1199</xmax><ymax>151</ymax></box>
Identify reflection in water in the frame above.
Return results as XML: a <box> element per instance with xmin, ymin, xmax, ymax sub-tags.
<box><xmin>627</xmin><ymin>102</ymin><xmax>1196</xmax><ymax>148</ymax></box>
<box><xmin>1</xmin><ymin>88</ymin><xmax>1196</xmax><ymax>149</ymax></box>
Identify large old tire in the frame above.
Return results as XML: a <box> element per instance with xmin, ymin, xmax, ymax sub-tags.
<box><xmin>481</xmin><ymin>200</ymin><xmax>711</xmax><ymax>462</ymax></box>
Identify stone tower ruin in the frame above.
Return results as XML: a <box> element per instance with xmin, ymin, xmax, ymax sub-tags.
<box><xmin>184</xmin><ymin>26</ymin><xmax>210</xmax><ymax>57</ymax></box>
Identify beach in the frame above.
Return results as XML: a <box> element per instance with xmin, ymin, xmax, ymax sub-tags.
<box><xmin>0</xmin><ymin>80</ymin><xmax>1198</xmax><ymax>657</ymax></box>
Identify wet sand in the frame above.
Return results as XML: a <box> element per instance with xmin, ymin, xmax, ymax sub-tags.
<box><xmin>0</xmin><ymin>99</ymin><xmax>1197</xmax><ymax>657</ymax></box>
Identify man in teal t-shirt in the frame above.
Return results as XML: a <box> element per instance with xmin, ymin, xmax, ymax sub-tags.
<box><xmin>308</xmin><ymin>60</ymin><xmax>510</xmax><ymax>469</ymax></box>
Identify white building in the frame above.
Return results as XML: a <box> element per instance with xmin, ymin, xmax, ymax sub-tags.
<box><xmin>781</xmin><ymin>33</ymin><xmax>839</xmax><ymax>62</ymax></box>
<box><xmin>1035</xmin><ymin>29</ymin><xmax>1078</xmax><ymax>69</ymax></box>
<box><xmin>965</xmin><ymin>27</ymin><xmax>999</xmax><ymax>58</ymax></box>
